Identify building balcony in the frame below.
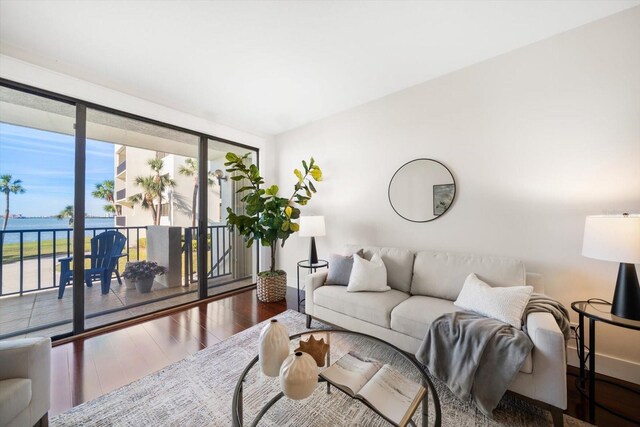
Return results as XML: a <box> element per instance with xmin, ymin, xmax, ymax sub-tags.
<box><xmin>116</xmin><ymin>160</ymin><xmax>126</xmax><ymax>176</ymax></box>
<box><xmin>115</xmin><ymin>188</ymin><xmax>127</xmax><ymax>201</ymax></box>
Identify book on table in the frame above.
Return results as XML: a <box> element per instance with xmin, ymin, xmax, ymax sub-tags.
<box><xmin>320</xmin><ymin>351</ymin><xmax>426</xmax><ymax>426</ymax></box>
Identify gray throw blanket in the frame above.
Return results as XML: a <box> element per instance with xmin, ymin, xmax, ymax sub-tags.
<box><xmin>416</xmin><ymin>294</ymin><xmax>569</xmax><ymax>417</ymax></box>
<box><xmin>522</xmin><ymin>293</ymin><xmax>571</xmax><ymax>341</ymax></box>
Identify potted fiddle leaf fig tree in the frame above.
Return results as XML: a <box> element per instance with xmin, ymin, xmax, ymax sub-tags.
<box><xmin>224</xmin><ymin>152</ymin><xmax>322</xmax><ymax>302</ymax></box>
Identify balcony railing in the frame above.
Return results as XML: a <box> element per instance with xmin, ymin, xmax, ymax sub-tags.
<box><xmin>0</xmin><ymin>225</ymin><xmax>236</xmax><ymax>297</ymax></box>
<box><xmin>116</xmin><ymin>160</ymin><xmax>126</xmax><ymax>175</ymax></box>
<box><xmin>115</xmin><ymin>188</ymin><xmax>126</xmax><ymax>200</ymax></box>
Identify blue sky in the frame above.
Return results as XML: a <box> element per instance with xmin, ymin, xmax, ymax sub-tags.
<box><xmin>0</xmin><ymin>123</ymin><xmax>114</xmax><ymax>216</ymax></box>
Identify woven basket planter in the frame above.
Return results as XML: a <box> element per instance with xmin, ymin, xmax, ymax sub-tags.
<box><xmin>257</xmin><ymin>271</ymin><xmax>287</xmax><ymax>302</ymax></box>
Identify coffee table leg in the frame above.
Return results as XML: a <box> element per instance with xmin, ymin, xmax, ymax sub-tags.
<box><xmin>422</xmin><ymin>379</ymin><xmax>429</xmax><ymax>427</ymax></box>
<box><xmin>238</xmin><ymin>382</ymin><xmax>243</xmax><ymax>426</ymax></box>
<box><xmin>327</xmin><ymin>334</ymin><xmax>331</xmax><ymax>393</ymax></box>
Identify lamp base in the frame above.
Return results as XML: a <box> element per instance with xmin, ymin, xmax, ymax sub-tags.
<box><xmin>611</xmin><ymin>263</ymin><xmax>640</xmax><ymax>320</ymax></box>
<box><xmin>308</xmin><ymin>237</ymin><xmax>318</xmax><ymax>265</ymax></box>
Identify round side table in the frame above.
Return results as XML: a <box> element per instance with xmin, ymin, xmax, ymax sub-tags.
<box><xmin>571</xmin><ymin>300</ymin><xmax>640</xmax><ymax>425</ymax></box>
<box><xmin>296</xmin><ymin>259</ymin><xmax>328</xmax><ymax>312</ymax></box>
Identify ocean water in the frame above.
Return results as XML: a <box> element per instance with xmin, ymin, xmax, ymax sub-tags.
<box><xmin>1</xmin><ymin>217</ymin><xmax>115</xmax><ymax>244</ymax></box>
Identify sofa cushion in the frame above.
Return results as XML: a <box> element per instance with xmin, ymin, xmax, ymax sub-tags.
<box><xmin>314</xmin><ymin>285</ymin><xmax>409</xmax><ymax>328</ymax></box>
<box><xmin>455</xmin><ymin>273</ymin><xmax>533</xmax><ymax>329</ymax></box>
<box><xmin>325</xmin><ymin>250</ymin><xmax>364</xmax><ymax>285</ymax></box>
<box><xmin>391</xmin><ymin>296</ymin><xmax>463</xmax><ymax>340</ymax></box>
<box><xmin>0</xmin><ymin>378</ymin><xmax>31</xmax><ymax>426</ymax></box>
<box><xmin>347</xmin><ymin>253</ymin><xmax>390</xmax><ymax>292</ymax></box>
<box><xmin>411</xmin><ymin>251</ymin><xmax>526</xmax><ymax>300</ymax></box>
<box><xmin>390</xmin><ymin>295</ymin><xmax>533</xmax><ymax>374</ymax></box>
<box><xmin>344</xmin><ymin>245</ymin><xmax>414</xmax><ymax>293</ymax></box>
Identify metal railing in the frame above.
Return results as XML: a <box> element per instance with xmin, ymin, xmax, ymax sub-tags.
<box><xmin>0</xmin><ymin>224</ymin><xmax>235</xmax><ymax>297</ymax></box>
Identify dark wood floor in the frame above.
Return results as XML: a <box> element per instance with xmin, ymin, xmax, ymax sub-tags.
<box><xmin>50</xmin><ymin>287</ymin><xmax>639</xmax><ymax>426</ymax></box>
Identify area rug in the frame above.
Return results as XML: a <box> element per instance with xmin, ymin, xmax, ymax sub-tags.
<box><xmin>52</xmin><ymin>310</ymin><xmax>589</xmax><ymax>426</ymax></box>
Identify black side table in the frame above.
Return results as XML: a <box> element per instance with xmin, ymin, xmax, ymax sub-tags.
<box><xmin>571</xmin><ymin>300</ymin><xmax>640</xmax><ymax>425</ymax></box>
<box><xmin>296</xmin><ymin>259</ymin><xmax>328</xmax><ymax>312</ymax></box>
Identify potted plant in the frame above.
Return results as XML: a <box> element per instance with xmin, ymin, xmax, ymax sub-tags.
<box><xmin>224</xmin><ymin>152</ymin><xmax>322</xmax><ymax>302</ymax></box>
<box><xmin>122</xmin><ymin>260</ymin><xmax>168</xmax><ymax>293</ymax></box>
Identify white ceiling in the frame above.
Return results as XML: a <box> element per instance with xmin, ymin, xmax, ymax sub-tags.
<box><xmin>1</xmin><ymin>1</ymin><xmax>638</xmax><ymax>136</ymax></box>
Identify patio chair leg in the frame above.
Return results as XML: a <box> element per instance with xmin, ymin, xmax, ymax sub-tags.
<box><xmin>57</xmin><ymin>271</ymin><xmax>72</xmax><ymax>299</ymax></box>
<box><xmin>101</xmin><ymin>272</ymin><xmax>110</xmax><ymax>295</ymax></box>
<box><xmin>115</xmin><ymin>269</ymin><xmax>123</xmax><ymax>285</ymax></box>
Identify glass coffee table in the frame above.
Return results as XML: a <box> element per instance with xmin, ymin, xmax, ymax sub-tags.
<box><xmin>232</xmin><ymin>329</ymin><xmax>441</xmax><ymax>427</ymax></box>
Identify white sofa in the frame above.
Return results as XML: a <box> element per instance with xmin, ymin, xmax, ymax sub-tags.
<box><xmin>305</xmin><ymin>246</ymin><xmax>566</xmax><ymax>426</ymax></box>
<box><xmin>0</xmin><ymin>337</ymin><xmax>51</xmax><ymax>427</ymax></box>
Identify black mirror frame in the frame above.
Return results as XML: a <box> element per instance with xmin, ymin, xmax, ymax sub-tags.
<box><xmin>388</xmin><ymin>158</ymin><xmax>457</xmax><ymax>223</ymax></box>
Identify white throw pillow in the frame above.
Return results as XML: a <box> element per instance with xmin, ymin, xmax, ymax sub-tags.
<box><xmin>454</xmin><ymin>273</ymin><xmax>533</xmax><ymax>329</ymax></box>
<box><xmin>347</xmin><ymin>253</ymin><xmax>390</xmax><ymax>292</ymax></box>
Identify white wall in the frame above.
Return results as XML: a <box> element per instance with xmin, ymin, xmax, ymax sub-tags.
<box><xmin>274</xmin><ymin>8</ymin><xmax>640</xmax><ymax>381</ymax></box>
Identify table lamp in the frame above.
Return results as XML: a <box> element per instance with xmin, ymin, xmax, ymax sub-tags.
<box><xmin>582</xmin><ymin>213</ymin><xmax>640</xmax><ymax>320</ymax></box>
<box><xmin>299</xmin><ymin>216</ymin><xmax>325</xmax><ymax>265</ymax></box>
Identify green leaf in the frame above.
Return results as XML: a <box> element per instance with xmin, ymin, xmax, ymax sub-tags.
<box><xmin>285</xmin><ymin>206</ymin><xmax>292</xmax><ymax>217</ymax></box>
<box><xmin>265</xmin><ymin>184</ymin><xmax>279</xmax><ymax>196</ymax></box>
<box><xmin>302</xmin><ymin>160</ymin><xmax>309</xmax><ymax>173</ymax></box>
<box><xmin>310</xmin><ymin>167</ymin><xmax>322</xmax><ymax>181</ymax></box>
<box><xmin>290</xmin><ymin>222</ymin><xmax>300</xmax><ymax>232</ymax></box>
<box><xmin>308</xmin><ymin>181</ymin><xmax>316</xmax><ymax>193</ymax></box>
<box><xmin>294</xmin><ymin>169</ymin><xmax>303</xmax><ymax>182</ymax></box>
<box><xmin>246</xmin><ymin>237</ymin><xmax>254</xmax><ymax>248</ymax></box>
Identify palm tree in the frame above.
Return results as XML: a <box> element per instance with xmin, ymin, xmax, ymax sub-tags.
<box><xmin>1</xmin><ymin>174</ymin><xmax>26</xmax><ymax>230</ymax></box>
<box><xmin>91</xmin><ymin>180</ymin><xmax>115</xmax><ymax>214</ymax></box>
<box><xmin>178</xmin><ymin>159</ymin><xmax>215</xmax><ymax>227</ymax></box>
<box><xmin>57</xmin><ymin>205</ymin><xmax>74</xmax><ymax>225</ymax></box>
<box><xmin>129</xmin><ymin>159</ymin><xmax>176</xmax><ymax>225</ymax></box>
<box><xmin>128</xmin><ymin>176</ymin><xmax>158</xmax><ymax>224</ymax></box>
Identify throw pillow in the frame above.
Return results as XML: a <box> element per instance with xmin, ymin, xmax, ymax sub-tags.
<box><xmin>325</xmin><ymin>250</ymin><xmax>364</xmax><ymax>286</ymax></box>
<box><xmin>347</xmin><ymin>253</ymin><xmax>390</xmax><ymax>292</ymax></box>
<box><xmin>454</xmin><ymin>273</ymin><xmax>533</xmax><ymax>329</ymax></box>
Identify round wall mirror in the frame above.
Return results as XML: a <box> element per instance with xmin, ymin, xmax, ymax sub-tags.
<box><xmin>388</xmin><ymin>159</ymin><xmax>456</xmax><ymax>222</ymax></box>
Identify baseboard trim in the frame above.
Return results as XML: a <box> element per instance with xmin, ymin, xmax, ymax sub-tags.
<box><xmin>567</xmin><ymin>343</ymin><xmax>640</xmax><ymax>385</ymax></box>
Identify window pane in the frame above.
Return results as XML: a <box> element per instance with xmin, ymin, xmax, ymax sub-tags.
<box><xmin>84</xmin><ymin>108</ymin><xmax>200</xmax><ymax>329</ymax></box>
<box><xmin>0</xmin><ymin>86</ymin><xmax>75</xmax><ymax>340</ymax></box>
<box><xmin>206</xmin><ymin>140</ymin><xmax>257</xmax><ymax>297</ymax></box>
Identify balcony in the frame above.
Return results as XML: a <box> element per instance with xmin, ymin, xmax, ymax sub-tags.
<box><xmin>116</xmin><ymin>160</ymin><xmax>127</xmax><ymax>175</ymax></box>
<box><xmin>0</xmin><ymin>225</ymin><xmax>242</xmax><ymax>340</ymax></box>
<box><xmin>116</xmin><ymin>188</ymin><xmax>127</xmax><ymax>201</ymax></box>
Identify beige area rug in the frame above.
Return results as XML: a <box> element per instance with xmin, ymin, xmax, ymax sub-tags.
<box><xmin>52</xmin><ymin>310</ymin><xmax>589</xmax><ymax>426</ymax></box>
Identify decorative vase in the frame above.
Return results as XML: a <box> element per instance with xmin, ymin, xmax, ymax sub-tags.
<box><xmin>259</xmin><ymin>319</ymin><xmax>290</xmax><ymax>377</ymax></box>
<box><xmin>256</xmin><ymin>271</ymin><xmax>287</xmax><ymax>302</ymax></box>
<box><xmin>279</xmin><ymin>351</ymin><xmax>318</xmax><ymax>400</ymax></box>
<box><xmin>135</xmin><ymin>277</ymin><xmax>154</xmax><ymax>293</ymax></box>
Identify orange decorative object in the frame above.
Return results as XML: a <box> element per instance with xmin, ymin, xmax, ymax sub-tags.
<box><xmin>295</xmin><ymin>335</ymin><xmax>329</xmax><ymax>367</ymax></box>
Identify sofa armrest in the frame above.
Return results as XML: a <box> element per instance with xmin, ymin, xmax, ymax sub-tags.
<box><xmin>0</xmin><ymin>337</ymin><xmax>51</xmax><ymax>423</ymax></box>
<box><xmin>527</xmin><ymin>312</ymin><xmax>567</xmax><ymax>409</ymax></box>
<box><xmin>305</xmin><ymin>270</ymin><xmax>328</xmax><ymax>316</ymax></box>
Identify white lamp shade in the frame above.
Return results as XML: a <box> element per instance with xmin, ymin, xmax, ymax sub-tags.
<box><xmin>582</xmin><ymin>214</ymin><xmax>640</xmax><ymax>264</ymax></box>
<box><xmin>298</xmin><ymin>216</ymin><xmax>325</xmax><ymax>237</ymax></box>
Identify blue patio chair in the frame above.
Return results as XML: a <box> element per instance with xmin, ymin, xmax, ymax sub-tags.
<box><xmin>57</xmin><ymin>230</ymin><xmax>127</xmax><ymax>299</ymax></box>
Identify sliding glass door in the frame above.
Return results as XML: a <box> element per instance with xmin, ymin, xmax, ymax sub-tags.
<box><xmin>206</xmin><ymin>140</ymin><xmax>257</xmax><ymax>297</ymax></box>
<box><xmin>0</xmin><ymin>85</ymin><xmax>76</xmax><ymax>339</ymax></box>
<box><xmin>83</xmin><ymin>108</ymin><xmax>201</xmax><ymax>328</ymax></box>
<box><xmin>0</xmin><ymin>79</ymin><xmax>259</xmax><ymax>340</ymax></box>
